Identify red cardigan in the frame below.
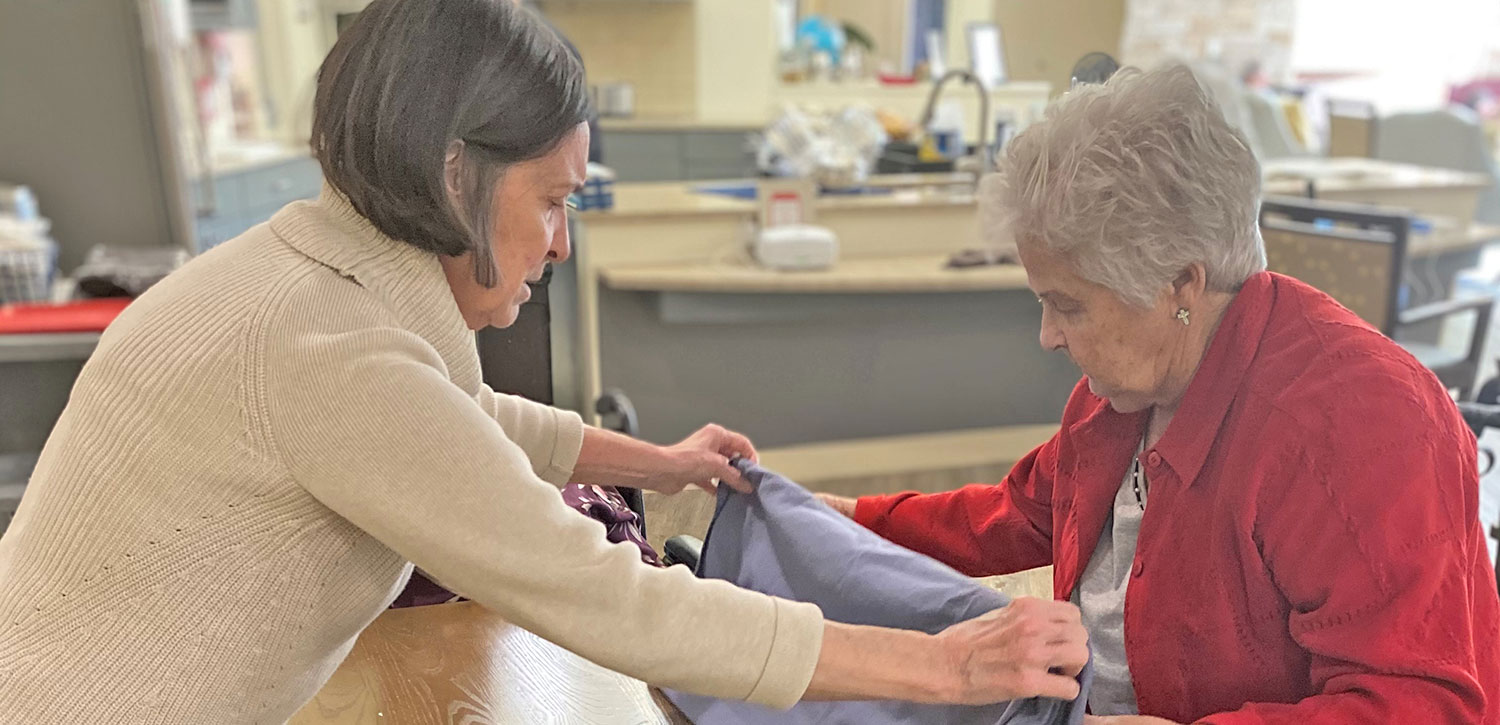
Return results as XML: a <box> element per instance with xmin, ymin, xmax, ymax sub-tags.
<box><xmin>855</xmin><ymin>272</ymin><xmax>1500</xmax><ymax>723</ymax></box>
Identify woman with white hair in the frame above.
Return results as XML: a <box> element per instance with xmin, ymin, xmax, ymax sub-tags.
<box><xmin>820</xmin><ymin>65</ymin><xmax>1500</xmax><ymax>723</ymax></box>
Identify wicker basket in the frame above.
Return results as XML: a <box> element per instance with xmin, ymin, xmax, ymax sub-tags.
<box><xmin>0</xmin><ymin>241</ymin><xmax>57</xmax><ymax>304</ymax></box>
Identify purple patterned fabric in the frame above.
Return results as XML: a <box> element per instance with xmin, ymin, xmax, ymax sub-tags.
<box><xmin>561</xmin><ymin>484</ymin><xmax>662</xmax><ymax>566</ymax></box>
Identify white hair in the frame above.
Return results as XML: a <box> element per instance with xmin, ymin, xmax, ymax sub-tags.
<box><xmin>985</xmin><ymin>64</ymin><xmax>1266</xmax><ymax>307</ymax></box>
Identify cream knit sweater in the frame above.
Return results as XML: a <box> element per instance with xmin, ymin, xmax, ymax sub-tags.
<box><xmin>0</xmin><ymin>190</ymin><xmax>823</xmax><ymax>723</ymax></box>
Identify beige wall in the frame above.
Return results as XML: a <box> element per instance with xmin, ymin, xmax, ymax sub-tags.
<box><xmin>992</xmin><ymin>0</ymin><xmax>1125</xmax><ymax>95</ymax></box>
<box><xmin>943</xmin><ymin>0</ymin><xmax>993</xmax><ymax>72</ymax></box>
<box><xmin>543</xmin><ymin>2</ymin><xmax>699</xmax><ymax>117</ymax></box>
<box><xmin>695</xmin><ymin>0</ymin><xmax>776</xmax><ymax>122</ymax></box>
<box><xmin>1120</xmin><ymin>0</ymin><xmax>1296</xmax><ymax>80</ymax></box>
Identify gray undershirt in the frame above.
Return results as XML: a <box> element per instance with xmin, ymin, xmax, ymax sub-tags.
<box><xmin>1071</xmin><ymin>447</ymin><xmax>1145</xmax><ymax>715</ymax></box>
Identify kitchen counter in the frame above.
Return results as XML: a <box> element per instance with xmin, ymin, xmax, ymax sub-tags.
<box><xmin>580</xmin><ymin>182</ymin><xmax>754</xmax><ymax>219</ymax></box>
<box><xmin>598</xmin><ymin>114</ymin><xmax>764</xmax><ymax>132</ymax></box>
<box><xmin>1411</xmin><ymin>222</ymin><xmax>1500</xmax><ymax>258</ymax></box>
<box><xmin>600</xmin><ymin>254</ymin><xmax>1026</xmax><ymax>294</ymax></box>
<box><xmin>567</xmin><ymin>158</ymin><xmax>1500</xmax><ymax>457</ymax></box>
<box><xmin>569</xmin><ymin>176</ymin><xmax>1070</xmax><ymax>451</ymax></box>
<box><xmin>1262</xmin><ymin>157</ymin><xmax>1490</xmax><ymax>194</ymax></box>
<box><xmin>579</xmin><ymin>174</ymin><xmax>979</xmax><ymax>220</ymax></box>
<box><xmin>1262</xmin><ymin>158</ymin><xmax>1492</xmax><ymax>223</ymax></box>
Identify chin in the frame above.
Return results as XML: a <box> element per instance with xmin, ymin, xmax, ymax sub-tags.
<box><xmin>487</xmin><ymin>307</ymin><xmax>521</xmax><ymax>329</ymax></box>
<box><xmin>1104</xmin><ymin>393</ymin><xmax>1153</xmax><ymax>414</ymax></box>
<box><xmin>1089</xmin><ymin>377</ymin><xmax>1146</xmax><ymax>413</ymax></box>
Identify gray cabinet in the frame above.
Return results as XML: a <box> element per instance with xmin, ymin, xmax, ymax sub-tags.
<box><xmin>192</xmin><ymin>155</ymin><xmax>323</xmax><ymax>252</ymax></box>
<box><xmin>606</xmin><ymin>130</ymin><xmax>756</xmax><ymax>182</ymax></box>
<box><xmin>0</xmin><ymin>454</ymin><xmax>33</xmax><ymax>536</ymax></box>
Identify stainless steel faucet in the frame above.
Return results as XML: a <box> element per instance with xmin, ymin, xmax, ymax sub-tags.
<box><xmin>917</xmin><ymin>69</ymin><xmax>993</xmax><ymax>174</ymax></box>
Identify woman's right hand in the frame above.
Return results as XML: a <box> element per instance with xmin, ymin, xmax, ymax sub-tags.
<box><xmin>933</xmin><ymin>596</ymin><xmax>1089</xmax><ymax>703</ymax></box>
<box><xmin>804</xmin><ymin>597</ymin><xmax>1089</xmax><ymax>705</ymax></box>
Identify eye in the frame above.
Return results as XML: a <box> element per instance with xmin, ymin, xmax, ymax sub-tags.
<box><xmin>1040</xmin><ymin>297</ymin><xmax>1081</xmax><ymax>316</ymax></box>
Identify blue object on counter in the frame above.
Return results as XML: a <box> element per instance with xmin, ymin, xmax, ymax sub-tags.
<box><xmin>693</xmin><ymin>183</ymin><xmax>758</xmax><ymax>200</ymax></box>
<box><xmin>933</xmin><ymin>128</ymin><xmax>962</xmax><ymax>159</ymax></box>
<box><xmin>572</xmin><ymin>175</ymin><xmax>614</xmax><ymax>211</ymax></box>
<box><xmin>795</xmin><ymin>15</ymin><xmax>846</xmax><ymax>65</ymax></box>
<box><xmin>691</xmin><ymin>183</ymin><xmax>895</xmax><ymax>200</ymax></box>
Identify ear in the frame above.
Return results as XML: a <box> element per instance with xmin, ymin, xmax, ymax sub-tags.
<box><xmin>1172</xmin><ymin>262</ymin><xmax>1209</xmax><ymax>305</ymax></box>
<box><xmin>443</xmin><ymin>140</ymin><xmax>466</xmax><ymax>207</ymax></box>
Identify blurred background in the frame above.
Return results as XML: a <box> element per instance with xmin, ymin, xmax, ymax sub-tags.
<box><xmin>2</xmin><ymin>0</ymin><xmax>1498</xmax><ymax>569</ymax></box>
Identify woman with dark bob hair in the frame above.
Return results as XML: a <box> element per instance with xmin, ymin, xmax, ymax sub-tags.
<box><xmin>0</xmin><ymin>0</ymin><xmax>1088</xmax><ymax>721</ymax></box>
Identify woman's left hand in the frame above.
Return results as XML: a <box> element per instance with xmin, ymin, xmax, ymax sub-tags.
<box><xmin>1083</xmin><ymin>716</ymin><xmax>1181</xmax><ymax>725</ymax></box>
<box><xmin>647</xmin><ymin>424</ymin><xmax>759</xmax><ymax>495</ymax></box>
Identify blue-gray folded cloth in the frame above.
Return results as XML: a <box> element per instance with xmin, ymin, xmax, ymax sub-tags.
<box><xmin>666</xmin><ymin>460</ymin><xmax>1091</xmax><ymax>724</ymax></box>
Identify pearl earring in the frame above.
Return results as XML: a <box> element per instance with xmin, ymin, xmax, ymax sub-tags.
<box><xmin>1176</xmin><ymin>308</ymin><xmax>1191</xmax><ymax>326</ymax></box>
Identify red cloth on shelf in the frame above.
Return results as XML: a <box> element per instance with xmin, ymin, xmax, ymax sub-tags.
<box><xmin>0</xmin><ymin>298</ymin><xmax>131</xmax><ymax>335</ymax></box>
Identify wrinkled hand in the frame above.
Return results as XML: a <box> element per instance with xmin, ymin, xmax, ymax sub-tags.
<box><xmin>647</xmin><ymin>424</ymin><xmax>759</xmax><ymax>495</ymax></box>
<box><xmin>1083</xmin><ymin>716</ymin><xmax>1180</xmax><ymax>724</ymax></box>
<box><xmin>936</xmin><ymin>596</ymin><xmax>1090</xmax><ymax>704</ymax></box>
<box><xmin>816</xmin><ymin>492</ymin><xmax>857</xmax><ymax>518</ymax></box>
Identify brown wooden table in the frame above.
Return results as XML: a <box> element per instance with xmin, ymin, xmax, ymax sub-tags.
<box><xmin>289</xmin><ymin>601</ymin><xmax>692</xmax><ymax>724</ymax></box>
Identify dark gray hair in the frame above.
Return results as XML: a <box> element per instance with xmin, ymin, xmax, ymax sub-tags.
<box><xmin>312</xmin><ymin>0</ymin><xmax>590</xmax><ymax>286</ymax></box>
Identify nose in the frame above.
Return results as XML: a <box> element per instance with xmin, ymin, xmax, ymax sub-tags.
<box><xmin>549</xmin><ymin>213</ymin><xmax>572</xmax><ymax>264</ymax></box>
<box><xmin>1039</xmin><ymin>313</ymin><xmax>1065</xmax><ymax>352</ymax></box>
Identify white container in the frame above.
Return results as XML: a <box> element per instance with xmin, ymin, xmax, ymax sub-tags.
<box><xmin>752</xmin><ymin>224</ymin><xmax>839</xmax><ymax>271</ymax></box>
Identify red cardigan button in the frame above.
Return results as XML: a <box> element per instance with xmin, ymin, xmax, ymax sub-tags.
<box><xmin>1146</xmin><ymin>450</ymin><xmax>1162</xmax><ymax>467</ymax></box>
<box><xmin>1132</xmin><ymin>559</ymin><xmax>1145</xmax><ymax>577</ymax></box>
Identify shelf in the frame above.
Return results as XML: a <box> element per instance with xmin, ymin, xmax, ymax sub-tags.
<box><xmin>0</xmin><ymin>332</ymin><xmax>101</xmax><ymax>363</ymax></box>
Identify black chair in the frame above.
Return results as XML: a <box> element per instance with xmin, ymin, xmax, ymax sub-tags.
<box><xmin>593</xmin><ymin>388</ymin><xmax>703</xmax><ymax>569</ymax></box>
<box><xmin>1455</xmin><ymin>402</ymin><xmax>1500</xmax><ymax>594</ymax></box>
<box><xmin>593</xmin><ymin>389</ymin><xmax>645</xmax><ymax>523</ymax></box>
<box><xmin>1260</xmin><ymin>196</ymin><xmax>1495</xmax><ymax>398</ymax></box>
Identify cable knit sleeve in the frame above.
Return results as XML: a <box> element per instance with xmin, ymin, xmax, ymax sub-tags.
<box><xmin>254</xmin><ymin>274</ymin><xmax>824</xmax><ymax>709</ymax></box>
<box><xmin>474</xmin><ymin>384</ymin><xmax>583</xmax><ymax>486</ymax></box>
